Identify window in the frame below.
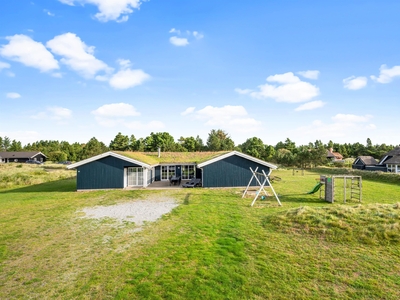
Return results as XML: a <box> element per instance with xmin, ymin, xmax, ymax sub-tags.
<box><xmin>181</xmin><ymin>165</ymin><xmax>195</xmax><ymax>180</ymax></box>
<box><xmin>161</xmin><ymin>166</ymin><xmax>176</xmax><ymax>180</ymax></box>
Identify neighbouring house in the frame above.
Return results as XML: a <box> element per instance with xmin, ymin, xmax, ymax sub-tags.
<box><xmin>0</xmin><ymin>151</ymin><xmax>47</xmax><ymax>163</ymax></box>
<box><xmin>326</xmin><ymin>148</ymin><xmax>343</xmax><ymax>161</ymax></box>
<box><xmin>377</xmin><ymin>146</ymin><xmax>400</xmax><ymax>173</ymax></box>
<box><xmin>352</xmin><ymin>146</ymin><xmax>400</xmax><ymax>173</ymax></box>
<box><xmin>67</xmin><ymin>150</ymin><xmax>278</xmax><ymax>190</ymax></box>
<box><xmin>352</xmin><ymin>156</ymin><xmax>381</xmax><ymax>171</ymax></box>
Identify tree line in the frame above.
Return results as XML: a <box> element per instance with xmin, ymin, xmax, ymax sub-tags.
<box><xmin>0</xmin><ymin>131</ymin><xmax>396</xmax><ymax>167</ymax></box>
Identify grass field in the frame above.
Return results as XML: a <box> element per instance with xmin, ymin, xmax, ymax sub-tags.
<box><xmin>1</xmin><ymin>165</ymin><xmax>400</xmax><ymax>299</ymax></box>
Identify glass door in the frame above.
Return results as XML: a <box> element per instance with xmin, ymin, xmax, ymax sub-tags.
<box><xmin>161</xmin><ymin>166</ymin><xmax>176</xmax><ymax>180</ymax></box>
<box><xmin>181</xmin><ymin>165</ymin><xmax>195</xmax><ymax>180</ymax></box>
<box><xmin>127</xmin><ymin>167</ymin><xmax>143</xmax><ymax>186</ymax></box>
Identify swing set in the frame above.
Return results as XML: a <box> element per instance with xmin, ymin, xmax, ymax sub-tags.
<box><xmin>242</xmin><ymin>167</ymin><xmax>282</xmax><ymax>206</ymax></box>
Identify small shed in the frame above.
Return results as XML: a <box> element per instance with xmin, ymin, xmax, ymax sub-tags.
<box><xmin>352</xmin><ymin>156</ymin><xmax>378</xmax><ymax>170</ymax></box>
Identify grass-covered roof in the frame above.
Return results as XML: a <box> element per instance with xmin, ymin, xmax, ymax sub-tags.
<box><xmin>114</xmin><ymin>151</ymin><xmax>230</xmax><ymax>165</ymax></box>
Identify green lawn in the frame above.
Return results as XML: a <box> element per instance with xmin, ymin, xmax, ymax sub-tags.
<box><xmin>1</xmin><ymin>167</ymin><xmax>400</xmax><ymax>299</ymax></box>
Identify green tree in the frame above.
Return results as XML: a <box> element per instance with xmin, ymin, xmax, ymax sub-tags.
<box><xmin>48</xmin><ymin>151</ymin><xmax>68</xmax><ymax>162</ymax></box>
<box><xmin>8</xmin><ymin>139</ymin><xmax>22</xmax><ymax>151</ymax></box>
<box><xmin>2</xmin><ymin>136</ymin><xmax>11</xmax><ymax>151</ymax></box>
<box><xmin>206</xmin><ymin>129</ymin><xmax>235</xmax><ymax>151</ymax></box>
<box><xmin>144</xmin><ymin>132</ymin><xmax>177</xmax><ymax>152</ymax></box>
<box><xmin>128</xmin><ymin>135</ymin><xmax>137</xmax><ymax>151</ymax></box>
<box><xmin>109</xmin><ymin>132</ymin><xmax>129</xmax><ymax>151</ymax></box>
<box><xmin>81</xmin><ymin>137</ymin><xmax>108</xmax><ymax>159</ymax></box>
<box><xmin>239</xmin><ymin>137</ymin><xmax>265</xmax><ymax>159</ymax></box>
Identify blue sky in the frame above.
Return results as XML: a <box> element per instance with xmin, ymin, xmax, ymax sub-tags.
<box><xmin>1</xmin><ymin>0</ymin><xmax>399</xmax><ymax>147</ymax></box>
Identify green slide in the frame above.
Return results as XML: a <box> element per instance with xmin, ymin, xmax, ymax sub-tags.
<box><xmin>307</xmin><ymin>182</ymin><xmax>322</xmax><ymax>194</ymax></box>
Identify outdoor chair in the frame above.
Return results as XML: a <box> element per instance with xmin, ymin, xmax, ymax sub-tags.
<box><xmin>182</xmin><ymin>178</ymin><xmax>201</xmax><ymax>188</ymax></box>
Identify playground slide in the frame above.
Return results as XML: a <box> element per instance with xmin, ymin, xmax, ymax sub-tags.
<box><xmin>307</xmin><ymin>182</ymin><xmax>322</xmax><ymax>194</ymax></box>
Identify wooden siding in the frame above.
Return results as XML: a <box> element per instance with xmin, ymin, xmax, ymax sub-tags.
<box><xmin>201</xmin><ymin>155</ymin><xmax>271</xmax><ymax>188</ymax></box>
<box><xmin>77</xmin><ymin>156</ymin><xmax>141</xmax><ymax>190</ymax></box>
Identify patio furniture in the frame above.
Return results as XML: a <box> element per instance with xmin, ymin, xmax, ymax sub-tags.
<box><xmin>182</xmin><ymin>178</ymin><xmax>201</xmax><ymax>188</ymax></box>
<box><xmin>169</xmin><ymin>176</ymin><xmax>181</xmax><ymax>186</ymax></box>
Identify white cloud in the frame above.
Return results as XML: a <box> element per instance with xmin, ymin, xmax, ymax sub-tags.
<box><xmin>0</xmin><ymin>61</ymin><xmax>10</xmax><ymax>70</ymax></box>
<box><xmin>371</xmin><ymin>64</ymin><xmax>400</xmax><ymax>84</ymax></box>
<box><xmin>169</xmin><ymin>28</ymin><xmax>180</xmax><ymax>34</ymax></box>
<box><xmin>117</xmin><ymin>58</ymin><xmax>131</xmax><ymax>69</ymax></box>
<box><xmin>185</xmin><ymin>105</ymin><xmax>262</xmax><ymax>133</ymax></box>
<box><xmin>181</xmin><ymin>107</ymin><xmax>195</xmax><ymax>116</ymax></box>
<box><xmin>169</xmin><ymin>29</ymin><xmax>203</xmax><ymax>46</ymax></box>
<box><xmin>247</xmin><ymin>72</ymin><xmax>319</xmax><ymax>103</ymax></box>
<box><xmin>109</xmin><ymin>68</ymin><xmax>150</xmax><ymax>89</ymax></box>
<box><xmin>234</xmin><ymin>88</ymin><xmax>253</xmax><ymax>95</ymax></box>
<box><xmin>91</xmin><ymin>103</ymin><xmax>141</xmax><ymax>117</ymax></box>
<box><xmin>0</xmin><ymin>34</ymin><xmax>59</xmax><ymax>72</ymax></box>
<box><xmin>295</xmin><ymin>100</ymin><xmax>325</xmax><ymax>111</ymax></box>
<box><xmin>169</xmin><ymin>36</ymin><xmax>189</xmax><ymax>47</ymax></box>
<box><xmin>47</xmin><ymin>32</ymin><xmax>111</xmax><ymax>78</ymax></box>
<box><xmin>266</xmin><ymin>72</ymin><xmax>300</xmax><ymax>84</ymax></box>
<box><xmin>58</xmin><ymin>0</ymin><xmax>75</xmax><ymax>4</ymax></box>
<box><xmin>58</xmin><ymin>0</ymin><xmax>143</xmax><ymax>22</ymax></box>
<box><xmin>192</xmin><ymin>31</ymin><xmax>204</xmax><ymax>39</ymax></box>
<box><xmin>292</xmin><ymin>114</ymin><xmax>376</xmax><ymax>141</ymax></box>
<box><xmin>44</xmin><ymin>9</ymin><xmax>55</xmax><ymax>16</ymax></box>
<box><xmin>297</xmin><ymin>70</ymin><xmax>320</xmax><ymax>80</ymax></box>
<box><xmin>343</xmin><ymin>76</ymin><xmax>368</xmax><ymax>90</ymax></box>
<box><xmin>91</xmin><ymin>103</ymin><xmax>163</xmax><ymax>129</ymax></box>
<box><xmin>31</xmin><ymin>106</ymin><xmax>72</xmax><ymax>121</ymax></box>
<box><xmin>6</xmin><ymin>92</ymin><xmax>21</xmax><ymax>99</ymax></box>
<box><xmin>331</xmin><ymin>113</ymin><xmax>373</xmax><ymax>123</ymax></box>
<box><xmin>52</xmin><ymin>72</ymin><xmax>63</xmax><ymax>78</ymax></box>
<box><xmin>47</xmin><ymin>107</ymin><xmax>73</xmax><ymax>120</ymax></box>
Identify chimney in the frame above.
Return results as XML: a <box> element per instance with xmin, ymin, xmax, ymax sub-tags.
<box><xmin>329</xmin><ymin>148</ymin><xmax>333</xmax><ymax>153</ymax></box>
<box><xmin>158</xmin><ymin>147</ymin><xmax>161</xmax><ymax>158</ymax></box>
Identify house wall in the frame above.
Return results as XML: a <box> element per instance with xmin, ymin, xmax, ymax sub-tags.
<box><xmin>201</xmin><ymin>155</ymin><xmax>271</xmax><ymax>188</ymax></box>
<box><xmin>32</xmin><ymin>153</ymin><xmax>46</xmax><ymax>162</ymax></box>
<box><xmin>76</xmin><ymin>156</ymin><xmax>142</xmax><ymax>190</ymax></box>
<box><xmin>365</xmin><ymin>165</ymin><xmax>387</xmax><ymax>172</ymax></box>
<box><xmin>352</xmin><ymin>158</ymin><xmax>365</xmax><ymax>170</ymax></box>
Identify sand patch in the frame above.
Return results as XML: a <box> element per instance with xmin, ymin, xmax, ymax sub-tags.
<box><xmin>78</xmin><ymin>197</ymin><xmax>178</xmax><ymax>227</ymax></box>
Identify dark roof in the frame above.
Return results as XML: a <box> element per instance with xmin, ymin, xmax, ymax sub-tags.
<box><xmin>355</xmin><ymin>156</ymin><xmax>378</xmax><ymax>166</ymax></box>
<box><xmin>383</xmin><ymin>156</ymin><xmax>400</xmax><ymax>164</ymax></box>
<box><xmin>0</xmin><ymin>151</ymin><xmax>47</xmax><ymax>159</ymax></box>
<box><xmin>384</xmin><ymin>146</ymin><xmax>400</xmax><ymax>156</ymax></box>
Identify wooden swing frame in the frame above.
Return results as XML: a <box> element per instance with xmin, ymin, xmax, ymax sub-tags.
<box><xmin>242</xmin><ymin>167</ymin><xmax>282</xmax><ymax>206</ymax></box>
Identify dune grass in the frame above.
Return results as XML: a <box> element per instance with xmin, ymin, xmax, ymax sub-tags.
<box><xmin>0</xmin><ymin>162</ymin><xmax>75</xmax><ymax>189</ymax></box>
<box><xmin>0</xmin><ymin>168</ymin><xmax>400</xmax><ymax>299</ymax></box>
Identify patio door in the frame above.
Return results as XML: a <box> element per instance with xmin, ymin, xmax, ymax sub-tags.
<box><xmin>161</xmin><ymin>166</ymin><xmax>176</xmax><ymax>181</ymax></box>
<box><xmin>127</xmin><ymin>167</ymin><xmax>143</xmax><ymax>186</ymax></box>
<box><xmin>181</xmin><ymin>165</ymin><xmax>195</xmax><ymax>180</ymax></box>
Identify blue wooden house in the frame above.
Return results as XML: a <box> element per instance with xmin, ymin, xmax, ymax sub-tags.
<box><xmin>67</xmin><ymin>151</ymin><xmax>277</xmax><ymax>190</ymax></box>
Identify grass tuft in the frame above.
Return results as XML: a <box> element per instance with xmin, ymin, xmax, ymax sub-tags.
<box><xmin>264</xmin><ymin>203</ymin><xmax>400</xmax><ymax>245</ymax></box>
